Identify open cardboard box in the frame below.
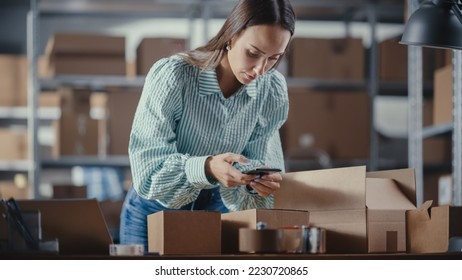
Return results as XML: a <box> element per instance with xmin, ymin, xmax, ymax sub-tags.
<box><xmin>274</xmin><ymin>166</ymin><xmax>416</xmax><ymax>253</ymax></box>
<box><xmin>406</xmin><ymin>200</ymin><xmax>462</xmax><ymax>253</ymax></box>
<box><xmin>221</xmin><ymin>209</ymin><xmax>310</xmax><ymax>254</ymax></box>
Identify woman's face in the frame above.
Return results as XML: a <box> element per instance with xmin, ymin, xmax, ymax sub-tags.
<box><xmin>227</xmin><ymin>24</ymin><xmax>291</xmax><ymax>85</ymax></box>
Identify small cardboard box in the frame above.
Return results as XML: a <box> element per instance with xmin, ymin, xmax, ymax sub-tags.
<box><xmin>148</xmin><ymin>210</ymin><xmax>221</xmax><ymax>255</ymax></box>
<box><xmin>221</xmin><ymin>208</ymin><xmax>310</xmax><ymax>254</ymax></box>
<box><xmin>406</xmin><ymin>200</ymin><xmax>462</xmax><ymax>253</ymax></box>
<box><xmin>275</xmin><ymin>166</ymin><xmax>417</xmax><ymax>253</ymax></box>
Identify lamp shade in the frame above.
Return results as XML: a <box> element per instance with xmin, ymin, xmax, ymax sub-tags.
<box><xmin>400</xmin><ymin>0</ymin><xmax>462</xmax><ymax>50</ymax></box>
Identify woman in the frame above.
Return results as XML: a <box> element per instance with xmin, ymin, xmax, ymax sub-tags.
<box><xmin>120</xmin><ymin>0</ymin><xmax>296</xmax><ymax>248</ymax></box>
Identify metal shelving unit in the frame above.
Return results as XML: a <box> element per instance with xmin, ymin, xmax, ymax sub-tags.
<box><xmin>26</xmin><ymin>0</ymin><xmax>207</xmax><ymax>198</ymax></box>
<box><xmin>406</xmin><ymin>0</ymin><xmax>462</xmax><ymax>206</ymax></box>
<box><xmin>24</xmin><ymin>0</ymin><xmax>406</xmax><ymax>198</ymax></box>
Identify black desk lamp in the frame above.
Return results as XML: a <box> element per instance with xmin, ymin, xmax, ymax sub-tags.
<box><xmin>400</xmin><ymin>0</ymin><xmax>462</xmax><ymax>50</ymax></box>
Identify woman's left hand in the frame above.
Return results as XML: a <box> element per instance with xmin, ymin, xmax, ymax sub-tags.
<box><xmin>247</xmin><ymin>172</ymin><xmax>282</xmax><ymax>197</ymax></box>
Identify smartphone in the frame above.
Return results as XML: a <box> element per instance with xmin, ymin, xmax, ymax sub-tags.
<box><xmin>243</xmin><ymin>168</ymin><xmax>282</xmax><ymax>176</ymax></box>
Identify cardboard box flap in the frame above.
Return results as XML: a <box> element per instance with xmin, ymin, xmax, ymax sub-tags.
<box><xmin>367</xmin><ymin>168</ymin><xmax>416</xmax><ymax>206</ymax></box>
<box><xmin>407</xmin><ymin>200</ymin><xmax>434</xmax><ymax>222</ymax></box>
<box><xmin>275</xmin><ymin>166</ymin><xmax>366</xmax><ymax>211</ymax></box>
<box><xmin>366</xmin><ymin>178</ymin><xmax>416</xmax><ymax>210</ymax></box>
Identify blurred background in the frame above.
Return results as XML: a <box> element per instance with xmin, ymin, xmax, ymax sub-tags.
<box><xmin>0</xmin><ymin>1</ymin><xmax>455</xmax><ymax>232</ymax></box>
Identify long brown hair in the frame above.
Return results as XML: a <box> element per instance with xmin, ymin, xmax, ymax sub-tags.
<box><xmin>179</xmin><ymin>0</ymin><xmax>296</xmax><ymax>70</ymax></box>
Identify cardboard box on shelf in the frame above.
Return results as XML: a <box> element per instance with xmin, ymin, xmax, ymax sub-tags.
<box><xmin>147</xmin><ymin>210</ymin><xmax>221</xmax><ymax>255</ymax></box>
<box><xmin>0</xmin><ymin>55</ymin><xmax>17</xmax><ymax>106</ymax></box>
<box><xmin>16</xmin><ymin>56</ymin><xmax>28</xmax><ymax>106</ymax></box>
<box><xmin>0</xmin><ymin>55</ymin><xmax>27</xmax><ymax>107</ymax></box>
<box><xmin>379</xmin><ymin>36</ymin><xmax>451</xmax><ymax>82</ymax></box>
<box><xmin>274</xmin><ymin>166</ymin><xmax>417</xmax><ymax>253</ymax></box>
<box><xmin>288</xmin><ymin>37</ymin><xmax>365</xmax><ymax>81</ymax></box>
<box><xmin>221</xmin><ymin>208</ymin><xmax>310</xmax><ymax>254</ymax></box>
<box><xmin>39</xmin><ymin>91</ymin><xmax>61</xmax><ymax>107</ymax></box>
<box><xmin>423</xmin><ymin>136</ymin><xmax>452</xmax><ymax>165</ymax></box>
<box><xmin>406</xmin><ymin>200</ymin><xmax>462</xmax><ymax>253</ymax></box>
<box><xmin>53</xmin><ymin>87</ymin><xmax>98</xmax><ymax>157</ymax></box>
<box><xmin>43</xmin><ymin>33</ymin><xmax>126</xmax><ymax>76</ymax></box>
<box><xmin>433</xmin><ymin>64</ymin><xmax>452</xmax><ymax>125</ymax></box>
<box><xmin>104</xmin><ymin>87</ymin><xmax>142</xmax><ymax>155</ymax></box>
<box><xmin>281</xmin><ymin>88</ymin><xmax>370</xmax><ymax>160</ymax></box>
<box><xmin>0</xmin><ymin>128</ymin><xmax>28</xmax><ymax>160</ymax></box>
<box><xmin>379</xmin><ymin>37</ymin><xmax>408</xmax><ymax>82</ymax></box>
<box><xmin>0</xmin><ymin>181</ymin><xmax>30</xmax><ymax>200</ymax></box>
<box><xmin>53</xmin><ymin>113</ymin><xmax>98</xmax><ymax>157</ymax></box>
<box><xmin>46</xmin><ymin>55</ymin><xmax>126</xmax><ymax>76</ymax></box>
<box><xmin>136</xmin><ymin>37</ymin><xmax>187</xmax><ymax>75</ymax></box>
<box><xmin>45</xmin><ymin>33</ymin><xmax>125</xmax><ymax>55</ymax></box>
<box><xmin>52</xmin><ymin>184</ymin><xmax>87</xmax><ymax>199</ymax></box>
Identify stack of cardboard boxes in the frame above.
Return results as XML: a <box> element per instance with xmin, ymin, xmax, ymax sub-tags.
<box><xmin>282</xmin><ymin>36</ymin><xmax>453</xmax><ymax>168</ymax></box>
<box><xmin>146</xmin><ymin>166</ymin><xmax>462</xmax><ymax>255</ymax></box>
<box><xmin>40</xmin><ymin>33</ymin><xmax>187</xmax><ymax>158</ymax></box>
<box><xmin>0</xmin><ymin>54</ymin><xmax>29</xmax><ymax>199</ymax></box>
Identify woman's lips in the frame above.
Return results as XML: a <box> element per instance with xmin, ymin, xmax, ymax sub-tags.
<box><xmin>244</xmin><ymin>73</ymin><xmax>256</xmax><ymax>81</ymax></box>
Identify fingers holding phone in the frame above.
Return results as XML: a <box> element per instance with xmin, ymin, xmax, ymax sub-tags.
<box><xmin>244</xmin><ymin>167</ymin><xmax>282</xmax><ymax>197</ymax></box>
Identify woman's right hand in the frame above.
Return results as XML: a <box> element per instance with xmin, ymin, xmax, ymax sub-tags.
<box><xmin>205</xmin><ymin>153</ymin><xmax>256</xmax><ymax>187</ymax></box>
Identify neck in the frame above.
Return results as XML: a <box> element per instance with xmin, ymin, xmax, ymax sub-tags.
<box><xmin>217</xmin><ymin>56</ymin><xmax>243</xmax><ymax>98</ymax></box>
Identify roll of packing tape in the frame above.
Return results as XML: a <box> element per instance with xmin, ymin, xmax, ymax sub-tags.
<box><xmin>239</xmin><ymin>225</ymin><xmax>326</xmax><ymax>254</ymax></box>
<box><xmin>301</xmin><ymin>226</ymin><xmax>326</xmax><ymax>254</ymax></box>
<box><xmin>109</xmin><ymin>244</ymin><xmax>145</xmax><ymax>256</ymax></box>
<box><xmin>239</xmin><ymin>228</ymin><xmax>284</xmax><ymax>253</ymax></box>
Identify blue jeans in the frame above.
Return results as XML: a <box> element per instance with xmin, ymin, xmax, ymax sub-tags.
<box><xmin>119</xmin><ymin>186</ymin><xmax>229</xmax><ymax>251</ymax></box>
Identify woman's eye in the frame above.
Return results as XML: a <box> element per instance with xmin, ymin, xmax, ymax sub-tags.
<box><xmin>248</xmin><ymin>51</ymin><xmax>260</xmax><ymax>58</ymax></box>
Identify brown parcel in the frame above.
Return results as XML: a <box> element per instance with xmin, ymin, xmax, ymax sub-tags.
<box><xmin>221</xmin><ymin>208</ymin><xmax>310</xmax><ymax>254</ymax></box>
<box><xmin>275</xmin><ymin>166</ymin><xmax>417</xmax><ymax>253</ymax></box>
<box><xmin>148</xmin><ymin>210</ymin><xmax>221</xmax><ymax>255</ymax></box>
<box><xmin>406</xmin><ymin>200</ymin><xmax>462</xmax><ymax>253</ymax></box>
